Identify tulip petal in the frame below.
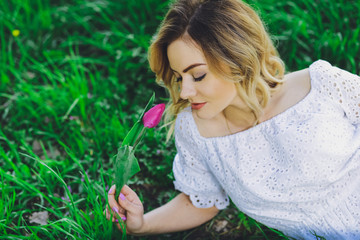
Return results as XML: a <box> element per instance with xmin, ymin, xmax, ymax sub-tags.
<box><xmin>143</xmin><ymin>103</ymin><xmax>165</xmax><ymax>128</ymax></box>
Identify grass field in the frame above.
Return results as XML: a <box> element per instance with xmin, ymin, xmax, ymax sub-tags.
<box><xmin>1</xmin><ymin>0</ymin><xmax>359</xmax><ymax>239</ymax></box>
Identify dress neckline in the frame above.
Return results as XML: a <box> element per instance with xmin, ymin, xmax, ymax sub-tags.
<box><xmin>187</xmin><ymin>60</ymin><xmax>323</xmax><ymax>140</ymax></box>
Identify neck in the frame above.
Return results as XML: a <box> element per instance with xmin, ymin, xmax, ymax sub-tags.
<box><xmin>223</xmin><ymin>103</ymin><xmax>257</xmax><ymax>134</ymax></box>
<box><xmin>223</xmin><ymin>84</ymin><xmax>286</xmax><ymax>134</ymax></box>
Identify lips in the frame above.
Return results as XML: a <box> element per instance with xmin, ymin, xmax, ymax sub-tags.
<box><xmin>191</xmin><ymin>102</ymin><xmax>206</xmax><ymax>110</ymax></box>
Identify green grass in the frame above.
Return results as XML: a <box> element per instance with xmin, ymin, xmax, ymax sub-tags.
<box><xmin>0</xmin><ymin>0</ymin><xmax>359</xmax><ymax>239</ymax></box>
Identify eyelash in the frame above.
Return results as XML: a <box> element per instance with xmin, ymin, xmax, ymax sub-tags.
<box><xmin>176</xmin><ymin>74</ymin><xmax>206</xmax><ymax>82</ymax></box>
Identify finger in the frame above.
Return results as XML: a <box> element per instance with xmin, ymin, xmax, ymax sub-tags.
<box><xmin>118</xmin><ymin>192</ymin><xmax>143</xmax><ymax>215</ymax></box>
<box><xmin>106</xmin><ymin>206</ymin><xmax>113</xmax><ymax>220</ymax></box>
<box><xmin>119</xmin><ymin>185</ymin><xmax>142</xmax><ymax>205</ymax></box>
<box><xmin>108</xmin><ymin>185</ymin><xmax>116</xmax><ymax>195</ymax></box>
<box><xmin>105</xmin><ymin>207</ymin><xmax>110</xmax><ymax>219</ymax></box>
<box><xmin>108</xmin><ymin>185</ymin><xmax>126</xmax><ymax>214</ymax></box>
<box><xmin>112</xmin><ymin>205</ymin><xmax>126</xmax><ymax>215</ymax></box>
<box><xmin>105</xmin><ymin>206</ymin><xmax>115</xmax><ymax>222</ymax></box>
<box><xmin>110</xmin><ymin>204</ymin><xmax>127</xmax><ymax>220</ymax></box>
<box><xmin>106</xmin><ymin>205</ymin><xmax>126</xmax><ymax>222</ymax></box>
<box><xmin>109</xmin><ymin>185</ymin><xmax>141</xmax><ymax>218</ymax></box>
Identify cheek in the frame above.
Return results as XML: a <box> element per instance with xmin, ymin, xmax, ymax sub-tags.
<box><xmin>217</xmin><ymin>82</ymin><xmax>237</xmax><ymax>100</ymax></box>
<box><xmin>202</xmin><ymin>75</ymin><xmax>237</xmax><ymax>102</ymax></box>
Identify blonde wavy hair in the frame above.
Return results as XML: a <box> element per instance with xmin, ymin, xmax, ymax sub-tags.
<box><xmin>148</xmin><ymin>0</ymin><xmax>285</xmax><ymax>139</ymax></box>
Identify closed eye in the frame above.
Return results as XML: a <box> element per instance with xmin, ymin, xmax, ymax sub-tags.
<box><xmin>194</xmin><ymin>74</ymin><xmax>206</xmax><ymax>82</ymax></box>
<box><xmin>175</xmin><ymin>73</ymin><xmax>206</xmax><ymax>82</ymax></box>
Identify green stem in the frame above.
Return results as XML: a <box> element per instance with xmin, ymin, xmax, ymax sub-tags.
<box><xmin>132</xmin><ymin>126</ymin><xmax>146</xmax><ymax>151</ymax></box>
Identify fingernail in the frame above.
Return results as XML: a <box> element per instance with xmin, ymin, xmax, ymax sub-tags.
<box><xmin>121</xmin><ymin>216</ymin><xmax>127</xmax><ymax>221</ymax></box>
<box><xmin>112</xmin><ymin>207</ymin><xmax>119</xmax><ymax>213</ymax></box>
<box><xmin>108</xmin><ymin>186</ymin><xmax>114</xmax><ymax>194</ymax></box>
<box><xmin>119</xmin><ymin>193</ymin><xmax>126</xmax><ymax>201</ymax></box>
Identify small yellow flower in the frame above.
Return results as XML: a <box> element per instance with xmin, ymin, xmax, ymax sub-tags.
<box><xmin>12</xmin><ymin>29</ymin><xmax>20</xmax><ymax>37</ymax></box>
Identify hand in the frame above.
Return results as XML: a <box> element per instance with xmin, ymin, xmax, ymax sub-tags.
<box><xmin>106</xmin><ymin>184</ymin><xmax>145</xmax><ymax>234</ymax></box>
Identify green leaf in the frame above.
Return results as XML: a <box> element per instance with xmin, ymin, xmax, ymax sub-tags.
<box><xmin>113</xmin><ymin>211</ymin><xmax>127</xmax><ymax>240</ymax></box>
<box><xmin>20</xmin><ymin>164</ymin><xmax>31</xmax><ymax>178</ymax></box>
<box><xmin>138</xmin><ymin>92</ymin><xmax>155</xmax><ymax>121</ymax></box>
<box><xmin>121</xmin><ymin>122</ymin><xmax>144</xmax><ymax>147</ymax></box>
<box><xmin>114</xmin><ymin>145</ymin><xmax>141</xmax><ymax>199</ymax></box>
<box><xmin>121</xmin><ymin>92</ymin><xmax>155</xmax><ymax>147</ymax></box>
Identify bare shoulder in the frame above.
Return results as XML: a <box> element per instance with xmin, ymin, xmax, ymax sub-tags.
<box><xmin>261</xmin><ymin>68</ymin><xmax>311</xmax><ymax>122</ymax></box>
<box><xmin>284</xmin><ymin>67</ymin><xmax>310</xmax><ymax>88</ymax></box>
<box><xmin>282</xmin><ymin>68</ymin><xmax>311</xmax><ymax>103</ymax></box>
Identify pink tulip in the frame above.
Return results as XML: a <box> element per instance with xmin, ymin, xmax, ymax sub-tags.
<box><xmin>143</xmin><ymin>103</ymin><xmax>165</xmax><ymax>128</ymax></box>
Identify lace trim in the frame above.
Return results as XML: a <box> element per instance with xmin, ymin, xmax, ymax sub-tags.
<box><xmin>174</xmin><ymin>180</ymin><xmax>229</xmax><ymax>210</ymax></box>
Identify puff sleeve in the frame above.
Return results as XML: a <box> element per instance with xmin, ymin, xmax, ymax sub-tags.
<box><xmin>312</xmin><ymin>60</ymin><xmax>360</xmax><ymax>124</ymax></box>
<box><xmin>172</xmin><ymin>109</ymin><xmax>229</xmax><ymax>210</ymax></box>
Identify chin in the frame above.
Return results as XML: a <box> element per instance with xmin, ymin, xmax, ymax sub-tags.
<box><xmin>194</xmin><ymin>109</ymin><xmax>217</xmax><ymax>120</ymax></box>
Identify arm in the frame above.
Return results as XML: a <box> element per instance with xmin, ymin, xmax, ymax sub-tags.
<box><xmin>139</xmin><ymin>192</ymin><xmax>219</xmax><ymax>235</ymax></box>
<box><xmin>106</xmin><ymin>185</ymin><xmax>219</xmax><ymax>236</ymax></box>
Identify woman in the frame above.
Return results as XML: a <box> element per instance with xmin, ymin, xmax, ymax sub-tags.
<box><xmin>106</xmin><ymin>0</ymin><xmax>360</xmax><ymax>239</ymax></box>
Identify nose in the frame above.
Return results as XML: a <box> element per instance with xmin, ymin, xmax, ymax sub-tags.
<box><xmin>180</xmin><ymin>78</ymin><xmax>196</xmax><ymax>100</ymax></box>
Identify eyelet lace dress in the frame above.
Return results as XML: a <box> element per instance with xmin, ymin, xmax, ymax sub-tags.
<box><xmin>172</xmin><ymin>60</ymin><xmax>360</xmax><ymax>240</ymax></box>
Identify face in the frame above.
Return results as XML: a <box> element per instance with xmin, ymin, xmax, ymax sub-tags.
<box><xmin>167</xmin><ymin>38</ymin><xmax>240</xmax><ymax>120</ymax></box>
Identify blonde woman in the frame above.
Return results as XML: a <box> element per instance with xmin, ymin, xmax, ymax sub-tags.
<box><xmin>106</xmin><ymin>0</ymin><xmax>360</xmax><ymax>239</ymax></box>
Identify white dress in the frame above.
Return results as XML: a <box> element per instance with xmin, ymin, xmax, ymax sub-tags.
<box><xmin>172</xmin><ymin>60</ymin><xmax>360</xmax><ymax>240</ymax></box>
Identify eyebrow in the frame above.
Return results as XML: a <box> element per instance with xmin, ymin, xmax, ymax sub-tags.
<box><xmin>171</xmin><ymin>63</ymin><xmax>206</xmax><ymax>73</ymax></box>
